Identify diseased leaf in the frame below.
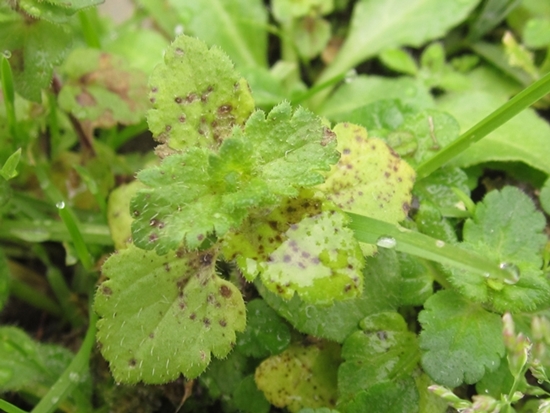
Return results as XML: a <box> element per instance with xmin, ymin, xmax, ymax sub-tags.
<box><xmin>236</xmin><ymin>299</ymin><xmax>291</xmax><ymax>358</ymax></box>
<box><xmin>223</xmin><ymin>192</ymin><xmax>364</xmax><ymax>303</ymax></box>
<box><xmin>147</xmin><ymin>35</ymin><xmax>255</xmax><ymax>154</ymax></box>
<box><xmin>95</xmin><ymin>245</ymin><xmax>246</xmax><ymax>383</ymax></box>
<box><xmin>258</xmin><ymin>248</ymin><xmax>401</xmax><ymax>343</ymax></box>
<box><xmin>419</xmin><ymin>290</ymin><xmax>505</xmax><ymax>387</ymax></box>
<box><xmin>449</xmin><ymin>187</ymin><xmax>550</xmax><ymax>312</ymax></box>
<box><xmin>338</xmin><ymin>312</ymin><xmax>419</xmax><ymax>406</ymax></box>
<box><xmin>169</xmin><ymin>0</ymin><xmax>268</xmax><ymax>68</ymax></box>
<box><xmin>316</xmin><ymin>0</ymin><xmax>481</xmax><ymax>87</ymax></box>
<box><xmin>132</xmin><ymin>102</ymin><xmax>339</xmax><ymax>254</ymax></box>
<box><xmin>255</xmin><ymin>341</ymin><xmax>340</xmax><ymax>412</ymax></box>
<box><xmin>318</xmin><ymin>122</ymin><xmax>415</xmax><ymax>254</ymax></box>
<box><xmin>58</xmin><ymin>49</ymin><xmax>149</xmax><ymax>128</ymax></box>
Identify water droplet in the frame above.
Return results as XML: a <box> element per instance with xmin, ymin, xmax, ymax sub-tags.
<box><xmin>174</xmin><ymin>24</ymin><xmax>184</xmax><ymax>36</ymax></box>
<box><xmin>69</xmin><ymin>372</ymin><xmax>79</xmax><ymax>382</ymax></box>
<box><xmin>51</xmin><ymin>397</ymin><xmax>59</xmax><ymax>405</ymax></box>
<box><xmin>344</xmin><ymin>69</ymin><xmax>357</xmax><ymax>83</ymax></box>
<box><xmin>435</xmin><ymin>240</ymin><xmax>445</xmax><ymax>248</ymax></box>
<box><xmin>56</xmin><ymin>201</ymin><xmax>65</xmax><ymax>209</ymax></box>
<box><xmin>500</xmin><ymin>262</ymin><xmax>520</xmax><ymax>285</ymax></box>
<box><xmin>2</xmin><ymin>50</ymin><xmax>11</xmax><ymax>59</ymax></box>
<box><xmin>305</xmin><ymin>305</ymin><xmax>314</xmax><ymax>318</ymax></box>
<box><xmin>376</xmin><ymin>236</ymin><xmax>396</xmax><ymax>249</ymax></box>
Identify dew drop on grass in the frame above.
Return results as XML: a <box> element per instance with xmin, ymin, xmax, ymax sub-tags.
<box><xmin>344</xmin><ymin>69</ymin><xmax>357</xmax><ymax>83</ymax></box>
<box><xmin>69</xmin><ymin>372</ymin><xmax>80</xmax><ymax>382</ymax></box>
<box><xmin>376</xmin><ymin>236</ymin><xmax>397</xmax><ymax>249</ymax></box>
<box><xmin>2</xmin><ymin>50</ymin><xmax>11</xmax><ymax>58</ymax></box>
<box><xmin>435</xmin><ymin>240</ymin><xmax>445</xmax><ymax>248</ymax></box>
<box><xmin>56</xmin><ymin>201</ymin><xmax>65</xmax><ymax>209</ymax></box>
<box><xmin>500</xmin><ymin>262</ymin><xmax>521</xmax><ymax>285</ymax></box>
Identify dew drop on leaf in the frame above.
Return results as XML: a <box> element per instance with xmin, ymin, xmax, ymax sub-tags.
<box><xmin>500</xmin><ymin>262</ymin><xmax>521</xmax><ymax>285</ymax></box>
<box><xmin>435</xmin><ymin>240</ymin><xmax>445</xmax><ymax>248</ymax></box>
<box><xmin>376</xmin><ymin>236</ymin><xmax>397</xmax><ymax>249</ymax></box>
<box><xmin>2</xmin><ymin>50</ymin><xmax>11</xmax><ymax>59</ymax></box>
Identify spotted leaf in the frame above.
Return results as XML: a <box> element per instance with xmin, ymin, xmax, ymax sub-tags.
<box><xmin>147</xmin><ymin>35</ymin><xmax>254</xmax><ymax>154</ymax></box>
<box><xmin>94</xmin><ymin>245</ymin><xmax>245</xmax><ymax>383</ymax></box>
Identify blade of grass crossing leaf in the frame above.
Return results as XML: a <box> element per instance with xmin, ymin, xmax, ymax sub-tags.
<box><xmin>416</xmin><ymin>70</ymin><xmax>550</xmax><ymax>180</ymax></box>
<box><xmin>0</xmin><ymin>399</ymin><xmax>29</xmax><ymax>413</ymax></box>
<box><xmin>1</xmin><ymin>55</ymin><xmax>19</xmax><ymax>145</ymax></box>
<box><xmin>31</xmin><ymin>313</ymin><xmax>97</xmax><ymax>413</ymax></box>
<box><xmin>57</xmin><ymin>202</ymin><xmax>93</xmax><ymax>270</ymax></box>
<box><xmin>347</xmin><ymin>212</ymin><xmax>511</xmax><ymax>280</ymax></box>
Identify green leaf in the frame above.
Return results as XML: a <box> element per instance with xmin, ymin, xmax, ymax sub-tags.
<box><xmin>523</xmin><ymin>18</ymin><xmax>550</xmax><ymax>48</ymax></box>
<box><xmin>413</xmin><ymin>167</ymin><xmax>470</xmax><ymax>212</ymax></box>
<box><xmin>339</xmin><ymin>378</ymin><xmax>419</xmax><ymax>413</ymax></box>
<box><xmin>272</xmin><ymin>0</ymin><xmax>333</xmax><ymax>21</ymax></box>
<box><xmin>147</xmin><ymin>35</ymin><xmax>255</xmax><ymax>153</ymax></box>
<box><xmin>316</xmin><ymin>0</ymin><xmax>481</xmax><ymax>89</ymax></box>
<box><xmin>95</xmin><ymin>245</ymin><xmax>246</xmax><ymax>383</ymax></box>
<box><xmin>419</xmin><ymin>290</ymin><xmax>505</xmax><ymax>387</ymax></box>
<box><xmin>0</xmin><ymin>251</ymin><xmax>10</xmax><ymax>312</ymax></box>
<box><xmin>0</xmin><ymin>327</ymin><xmax>91</xmax><ymax>406</ymax></box>
<box><xmin>298</xmin><ymin>409</ymin><xmax>339</xmax><ymax>413</ymax></box>
<box><xmin>132</xmin><ymin>102</ymin><xmax>340</xmax><ymax>254</ymax></box>
<box><xmin>234</xmin><ymin>375</ymin><xmax>271</xmax><ymax>413</ymax></box>
<box><xmin>397</xmin><ymin>252</ymin><xmax>435</xmax><ymax>307</ymax></box>
<box><xmin>168</xmin><ymin>0</ymin><xmax>268</xmax><ymax>68</ymax></box>
<box><xmin>503</xmin><ymin>31</ymin><xmax>538</xmax><ymax>79</ymax></box>
<box><xmin>18</xmin><ymin>0</ymin><xmax>103</xmax><ymax>23</ymax></box>
<box><xmin>415</xmin><ymin>373</ymin><xmax>449</xmax><ymax>413</ymax></box>
<box><xmin>292</xmin><ymin>17</ymin><xmax>332</xmax><ymax>60</ymax></box>
<box><xmin>540</xmin><ymin>177</ymin><xmax>550</xmax><ymax>215</ymax></box>
<box><xmin>318</xmin><ymin>123</ymin><xmax>416</xmax><ymax>238</ymax></box>
<box><xmin>319</xmin><ymin>76</ymin><xmax>433</xmax><ymax>120</ymax></box>
<box><xmin>437</xmin><ymin>69</ymin><xmax>550</xmax><ymax>175</ymax></box>
<box><xmin>58</xmin><ymin>49</ymin><xmax>149</xmax><ymax>128</ymax></box>
<box><xmin>338</xmin><ymin>312</ymin><xmax>420</xmax><ymax>409</ymax></box>
<box><xmin>223</xmin><ymin>193</ymin><xmax>364</xmax><ymax>303</ymax></box>
<box><xmin>448</xmin><ymin>186</ymin><xmax>550</xmax><ymax>312</ymax></box>
<box><xmin>236</xmin><ymin>299</ymin><xmax>291</xmax><ymax>358</ymax></box>
<box><xmin>0</xmin><ymin>148</ymin><xmax>21</xmax><ymax>180</ymax></box>
<box><xmin>379</xmin><ymin>48</ymin><xmax>419</xmax><ymax>76</ymax></box>
<box><xmin>255</xmin><ymin>341</ymin><xmax>340</xmax><ymax>412</ymax></box>
<box><xmin>107</xmin><ymin>181</ymin><xmax>143</xmax><ymax>250</ymax></box>
<box><xmin>258</xmin><ymin>247</ymin><xmax>401</xmax><ymax>343</ymax></box>
<box><xmin>0</xmin><ymin>19</ymin><xmax>72</xmax><ymax>101</ymax></box>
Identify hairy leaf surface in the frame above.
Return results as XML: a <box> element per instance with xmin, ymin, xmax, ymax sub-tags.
<box><xmin>419</xmin><ymin>290</ymin><xmax>505</xmax><ymax>387</ymax></box>
<box><xmin>132</xmin><ymin>102</ymin><xmax>339</xmax><ymax>254</ymax></box>
<box><xmin>95</xmin><ymin>245</ymin><xmax>245</xmax><ymax>383</ymax></box>
<box><xmin>449</xmin><ymin>187</ymin><xmax>550</xmax><ymax>312</ymax></box>
<box><xmin>147</xmin><ymin>35</ymin><xmax>254</xmax><ymax>154</ymax></box>
<box><xmin>338</xmin><ymin>312</ymin><xmax>420</xmax><ymax>408</ymax></box>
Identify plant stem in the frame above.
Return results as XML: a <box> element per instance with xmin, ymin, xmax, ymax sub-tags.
<box><xmin>347</xmin><ymin>213</ymin><xmax>511</xmax><ymax>280</ymax></box>
<box><xmin>1</xmin><ymin>55</ymin><xmax>19</xmax><ymax>147</ymax></box>
<box><xmin>30</xmin><ymin>312</ymin><xmax>97</xmax><ymax>413</ymax></box>
<box><xmin>0</xmin><ymin>219</ymin><xmax>112</xmax><ymax>246</ymax></box>
<box><xmin>0</xmin><ymin>399</ymin><xmax>29</xmax><ymax>413</ymax></box>
<box><xmin>416</xmin><ymin>70</ymin><xmax>550</xmax><ymax>180</ymax></box>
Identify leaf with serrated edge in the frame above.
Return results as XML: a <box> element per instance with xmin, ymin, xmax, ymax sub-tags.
<box><xmin>449</xmin><ymin>187</ymin><xmax>550</xmax><ymax>312</ymax></box>
<box><xmin>255</xmin><ymin>341</ymin><xmax>340</xmax><ymax>412</ymax></box>
<box><xmin>223</xmin><ymin>191</ymin><xmax>364</xmax><ymax>303</ymax></box>
<box><xmin>419</xmin><ymin>290</ymin><xmax>504</xmax><ymax>387</ymax></box>
<box><xmin>147</xmin><ymin>35</ymin><xmax>254</xmax><ymax>154</ymax></box>
<box><xmin>95</xmin><ymin>245</ymin><xmax>245</xmax><ymax>383</ymax></box>
<box><xmin>338</xmin><ymin>312</ymin><xmax>420</xmax><ymax>403</ymax></box>
<box><xmin>132</xmin><ymin>102</ymin><xmax>339</xmax><ymax>254</ymax></box>
<box><xmin>317</xmin><ymin>122</ymin><xmax>415</xmax><ymax>254</ymax></box>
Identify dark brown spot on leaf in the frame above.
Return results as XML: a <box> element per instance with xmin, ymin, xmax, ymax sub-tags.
<box><xmin>175</xmin><ymin>97</ymin><xmax>182</xmax><ymax>103</ymax></box>
<box><xmin>218</xmin><ymin>104</ymin><xmax>232</xmax><ymax>114</ymax></box>
<box><xmin>203</xmin><ymin>318</ymin><xmax>211</xmax><ymax>327</ymax></box>
<box><xmin>129</xmin><ymin>358</ymin><xmax>137</xmax><ymax>367</ymax></box>
<box><xmin>100</xmin><ymin>285</ymin><xmax>112</xmax><ymax>296</ymax></box>
<box><xmin>190</xmin><ymin>313</ymin><xmax>196</xmax><ymax>320</ymax></box>
<box><xmin>220</xmin><ymin>285</ymin><xmax>232</xmax><ymax>298</ymax></box>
